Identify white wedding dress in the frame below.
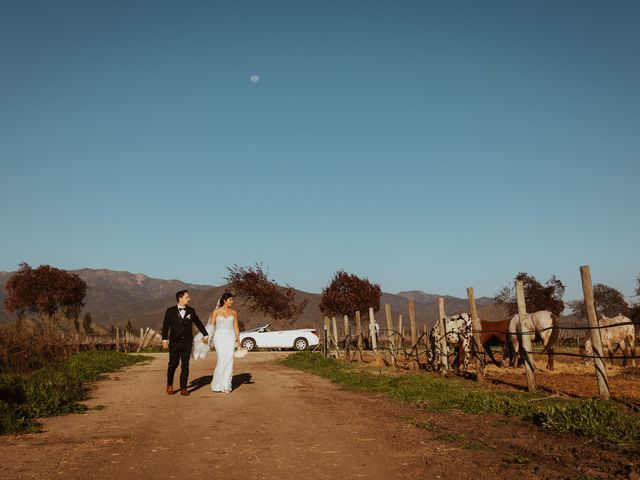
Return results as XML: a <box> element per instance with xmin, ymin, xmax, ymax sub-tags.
<box><xmin>211</xmin><ymin>315</ymin><xmax>236</xmax><ymax>392</ymax></box>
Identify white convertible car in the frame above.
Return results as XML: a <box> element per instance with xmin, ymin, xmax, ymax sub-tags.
<box><xmin>239</xmin><ymin>324</ymin><xmax>319</xmax><ymax>351</ymax></box>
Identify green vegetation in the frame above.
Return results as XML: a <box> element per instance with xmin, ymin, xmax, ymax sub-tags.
<box><xmin>282</xmin><ymin>352</ymin><xmax>640</xmax><ymax>444</ymax></box>
<box><xmin>0</xmin><ymin>350</ymin><xmax>149</xmax><ymax>434</ymax></box>
<box><xmin>505</xmin><ymin>455</ymin><xmax>530</xmax><ymax>465</ymax></box>
<box><xmin>435</xmin><ymin>432</ymin><xmax>465</xmax><ymax>442</ymax></box>
<box><xmin>462</xmin><ymin>442</ymin><xmax>487</xmax><ymax>450</ymax></box>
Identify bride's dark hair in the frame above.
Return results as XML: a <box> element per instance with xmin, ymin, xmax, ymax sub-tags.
<box><xmin>216</xmin><ymin>292</ymin><xmax>234</xmax><ymax>308</ymax></box>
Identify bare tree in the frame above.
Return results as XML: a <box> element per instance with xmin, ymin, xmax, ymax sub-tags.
<box><xmin>4</xmin><ymin>263</ymin><xmax>87</xmax><ymax>330</ymax></box>
<box><xmin>225</xmin><ymin>263</ymin><xmax>308</xmax><ymax>324</ymax></box>
<box><xmin>319</xmin><ymin>270</ymin><xmax>381</xmax><ymax>323</ymax></box>
<box><xmin>495</xmin><ymin>272</ymin><xmax>565</xmax><ymax>316</ymax></box>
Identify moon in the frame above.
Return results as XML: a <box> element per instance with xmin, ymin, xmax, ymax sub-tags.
<box><xmin>250</xmin><ymin>74</ymin><xmax>260</xmax><ymax>83</ymax></box>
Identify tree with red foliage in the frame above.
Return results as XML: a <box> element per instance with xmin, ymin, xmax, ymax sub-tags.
<box><xmin>225</xmin><ymin>263</ymin><xmax>307</xmax><ymax>324</ymax></box>
<box><xmin>319</xmin><ymin>270</ymin><xmax>381</xmax><ymax>322</ymax></box>
<box><xmin>4</xmin><ymin>263</ymin><xmax>87</xmax><ymax>330</ymax></box>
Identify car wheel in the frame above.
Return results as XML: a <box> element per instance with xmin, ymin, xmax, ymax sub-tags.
<box><xmin>241</xmin><ymin>338</ymin><xmax>256</xmax><ymax>351</ymax></box>
<box><xmin>294</xmin><ymin>337</ymin><xmax>308</xmax><ymax>351</ymax></box>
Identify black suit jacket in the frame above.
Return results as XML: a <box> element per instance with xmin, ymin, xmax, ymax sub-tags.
<box><xmin>161</xmin><ymin>306</ymin><xmax>208</xmax><ymax>345</ymax></box>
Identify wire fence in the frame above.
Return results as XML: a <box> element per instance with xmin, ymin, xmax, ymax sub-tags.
<box><xmin>318</xmin><ymin>304</ymin><xmax>639</xmax><ymax>405</ymax></box>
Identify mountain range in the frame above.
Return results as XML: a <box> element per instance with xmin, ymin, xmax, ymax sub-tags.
<box><xmin>0</xmin><ymin>268</ymin><xmax>509</xmax><ymax>332</ymax></box>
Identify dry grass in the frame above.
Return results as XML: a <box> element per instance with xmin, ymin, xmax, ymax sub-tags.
<box><xmin>0</xmin><ymin>325</ymin><xmax>76</xmax><ymax>374</ymax></box>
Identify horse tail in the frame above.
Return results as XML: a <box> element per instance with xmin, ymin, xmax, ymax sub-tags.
<box><xmin>545</xmin><ymin>313</ymin><xmax>561</xmax><ymax>351</ymax></box>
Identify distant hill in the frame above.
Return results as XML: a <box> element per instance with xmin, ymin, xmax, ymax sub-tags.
<box><xmin>0</xmin><ymin>268</ymin><xmax>514</xmax><ymax>333</ymax></box>
<box><xmin>397</xmin><ymin>290</ymin><xmax>495</xmax><ymax>308</ymax></box>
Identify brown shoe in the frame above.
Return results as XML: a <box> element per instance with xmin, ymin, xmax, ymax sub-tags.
<box><xmin>166</xmin><ymin>385</ymin><xmax>174</xmax><ymax>395</ymax></box>
<box><xmin>180</xmin><ymin>389</ymin><xmax>190</xmax><ymax>396</ymax></box>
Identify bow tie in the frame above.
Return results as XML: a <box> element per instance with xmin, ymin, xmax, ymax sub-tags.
<box><xmin>179</xmin><ymin>307</ymin><xmax>186</xmax><ymax>312</ymax></box>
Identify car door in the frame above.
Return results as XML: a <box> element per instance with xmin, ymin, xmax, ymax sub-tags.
<box><xmin>274</xmin><ymin>330</ymin><xmax>293</xmax><ymax>348</ymax></box>
<box><xmin>255</xmin><ymin>328</ymin><xmax>278</xmax><ymax>348</ymax></box>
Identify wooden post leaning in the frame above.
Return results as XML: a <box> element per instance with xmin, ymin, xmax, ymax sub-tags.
<box><xmin>408</xmin><ymin>299</ymin><xmax>419</xmax><ymax>365</ymax></box>
<box><xmin>466</xmin><ymin>287</ymin><xmax>485</xmax><ymax>382</ymax></box>
<box><xmin>343</xmin><ymin>315</ymin><xmax>351</xmax><ymax>360</ymax></box>
<box><xmin>580</xmin><ymin>265</ymin><xmax>611</xmax><ymax>400</ymax></box>
<box><xmin>384</xmin><ymin>304</ymin><xmax>394</xmax><ymax>347</ymax></box>
<box><xmin>437</xmin><ymin>298</ymin><xmax>449</xmax><ymax>374</ymax></box>
<box><xmin>343</xmin><ymin>315</ymin><xmax>350</xmax><ymax>340</ymax></box>
<box><xmin>384</xmin><ymin>303</ymin><xmax>396</xmax><ymax>366</ymax></box>
<box><xmin>323</xmin><ymin>316</ymin><xmax>330</xmax><ymax>357</ymax></box>
<box><xmin>332</xmin><ymin>316</ymin><xmax>341</xmax><ymax>358</ymax></box>
<box><xmin>408</xmin><ymin>299</ymin><xmax>418</xmax><ymax>346</ymax></box>
<box><xmin>515</xmin><ymin>280</ymin><xmax>537</xmax><ymax>393</ymax></box>
<box><xmin>355</xmin><ymin>310</ymin><xmax>363</xmax><ymax>351</ymax></box>
<box><xmin>369</xmin><ymin>307</ymin><xmax>378</xmax><ymax>353</ymax></box>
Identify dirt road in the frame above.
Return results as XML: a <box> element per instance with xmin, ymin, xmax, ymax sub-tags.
<box><xmin>0</xmin><ymin>353</ymin><xmax>636</xmax><ymax>479</ymax></box>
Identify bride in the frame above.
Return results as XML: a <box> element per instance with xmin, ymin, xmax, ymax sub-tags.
<box><xmin>210</xmin><ymin>292</ymin><xmax>241</xmax><ymax>393</ymax></box>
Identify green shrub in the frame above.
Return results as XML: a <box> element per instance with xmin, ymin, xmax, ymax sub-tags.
<box><xmin>0</xmin><ymin>351</ymin><xmax>149</xmax><ymax>434</ymax></box>
<box><xmin>532</xmin><ymin>399</ymin><xmax>640</xmax><ymax>444</ymax></box>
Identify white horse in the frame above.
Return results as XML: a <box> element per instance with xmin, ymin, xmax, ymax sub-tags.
<box><xmin>581</xmin><ymin>314</ymin><xmax>636</xmax><ymax>367</ymax></box>
<box><xmin>508</xmin><ymin>310</ymin><xmax>560</xmax><ymax>371</ymax></box>
<box><xmin>428</xmin><ymin>313</ymin><xmax>473</xmax><ymax>372</ymax></box>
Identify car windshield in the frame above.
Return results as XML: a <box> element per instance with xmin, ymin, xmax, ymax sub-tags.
<box><xmin>244</xmin><ymin>324</ymin><xmax>270</xmax><ymax>333</ymax></box>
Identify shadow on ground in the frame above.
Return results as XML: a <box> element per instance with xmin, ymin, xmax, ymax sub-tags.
<box><xmin>188</xmin><ymin>373</ymin><xmax>254</xmax><ymax>393</ymax></box>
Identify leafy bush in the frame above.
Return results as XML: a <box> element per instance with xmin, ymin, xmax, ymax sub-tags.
<box><xmin>0</xmin><ymin>351</ymin><xmax>149</xmax><ymax>434</ymax></box>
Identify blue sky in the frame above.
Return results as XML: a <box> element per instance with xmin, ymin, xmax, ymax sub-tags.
<box><xmin>1</xmin><ymin>0</ymin><xmax>638</xmax><ymax>302</ymax></box>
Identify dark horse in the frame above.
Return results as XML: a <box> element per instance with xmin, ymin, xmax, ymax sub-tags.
<box><xmin>479</xmin><ymin>319</ymin><xmax>511</xmax><ymax>367</ymax></box>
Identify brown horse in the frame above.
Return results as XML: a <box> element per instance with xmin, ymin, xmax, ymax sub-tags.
<box><xmin>479</xmin><ymin>319</ymin><xmax>511</xmax><ymax>366</ymax></box>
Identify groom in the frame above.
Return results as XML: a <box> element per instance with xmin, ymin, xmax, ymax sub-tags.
<box><xmin>162</xmin><ymin>290</ymin><xmax>209</xmax><ymax>396</ymax></box>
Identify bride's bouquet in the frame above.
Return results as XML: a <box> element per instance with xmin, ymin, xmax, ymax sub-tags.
<box><xmin>233</xmin><ymin>348</ymin><xmax>248</xmax><ymax>359</ymax></box>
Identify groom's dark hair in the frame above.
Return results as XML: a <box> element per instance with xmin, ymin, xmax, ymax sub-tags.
<box><xmin>176</xmin><ymin>290</ymin><xmax>189</xmax><ymax>302</ymax></box>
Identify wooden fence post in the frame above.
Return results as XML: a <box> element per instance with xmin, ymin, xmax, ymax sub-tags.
<box><xmin>515</xmin><ymin>280</ymin><xmax>537</xmax><ymax>393</ymax></box>
<box><xmin>384</xmin><ymin>304</ymin><xmax>396</xmax><ymax>366</ymax></box>
<box><xmin>115</xmin><ymin>327</ymin><xmax>120</xmax><ymax>352</ymax></box>
<box><xmin>369</xmin><ymin>307</ymin><xmax>378</xmax><ymax>352</ymax></box>
<box><xmin>397</xmin><ymin>314</ymin><xmax>403</xmax><ymax>349</ymax></box>
<box><xmin>580</xmin><ymin>265</ymin><xmax>611</xmax><ymax>400</ymax></box>
<box><xmin>343</xmin><ymin>315</ymin><xmax>350</xmax><ymax>341</ymax></box>
<box><xmin>408</xmin><ymin>299</ymin><xmax>417</xmax><ymax>347</ymax></box>
<box><xmin>466</xmin><ymin>287</ymin><xmax>485</xmax><ymax>382</ymax></box>
<box><xmin>323</xmin><ymin>316</ymin><xmax>330</xmax><ymax>357</ymax></box>
<box><xmin>437</xmin><ymin>298</ymin><xmax>449</xmax><ymax>373</ymax></box>
<box><xmin>355</xmin><ymin>311</ymin><xmax>363</xmax><ymax>350</ymax></box>
<box><xmin>385</xmin><ymin>304</ymin><xmax>394</xmax><ymax>347</ymax></box>
<box><xmin>332</xmin><ymin>316</ymin><xmax>341</xmax><ymax>358</ymax></box>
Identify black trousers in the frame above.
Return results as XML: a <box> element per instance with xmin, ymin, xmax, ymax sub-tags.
<box><xmin>167</xmin><ymin>340</ymin><xmax>191</xmax><ymax>390</ymax></box>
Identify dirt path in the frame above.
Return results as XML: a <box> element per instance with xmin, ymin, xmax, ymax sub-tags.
<box><xmin>0</xmin><ymin>353</ymin><xmax>637</xmax><ymax>480</ymax></box>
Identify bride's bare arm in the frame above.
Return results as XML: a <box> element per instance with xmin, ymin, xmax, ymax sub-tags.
<box><xmin>233</xmin><ymin>312</ymin><xmax>240</xmax><ymax>346</ymax></box>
